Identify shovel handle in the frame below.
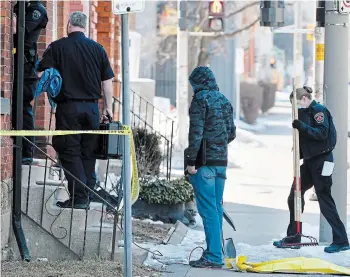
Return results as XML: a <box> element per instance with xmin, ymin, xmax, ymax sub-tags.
<box><xmin>292</xmin><ymin>80</ymin><xmax>302</xmax><ymax>225</ymax></box>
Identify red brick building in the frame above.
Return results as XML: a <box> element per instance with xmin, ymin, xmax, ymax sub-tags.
<box><xmin>0</xmin><ymin>0</ymin><xmax>123</xmax><ymax>249</ymax></box>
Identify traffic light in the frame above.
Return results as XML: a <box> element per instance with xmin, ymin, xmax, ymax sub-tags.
<box><xmin>208</xmin><ymin>1</ymin><xmax>224</xmax><ymax>32</ymax></box>
<box><xmin>260</xmin><ymin>1</ymin><xmax>284</xmax><ymax>27</ymax></box>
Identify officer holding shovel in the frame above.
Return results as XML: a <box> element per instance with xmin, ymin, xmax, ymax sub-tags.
<box><xmin>273</xmin><ymin>86</ymin><xmax>349</xmax><ymax>253</ymax></box>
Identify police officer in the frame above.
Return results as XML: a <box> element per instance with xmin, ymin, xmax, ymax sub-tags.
<box><xmin>273</xmin><ymin>86</ymin><xmax>349</xmax><ymax>253</ymax></box>
<box><xmin>12</xmin><ymin>1</ymin><xmax>48</xmax><ymax>164</ymax></box>
<box><xmin>37</xmin><ymin>12</ymin><xmax>114</xmax><ymax>209</ymax></box>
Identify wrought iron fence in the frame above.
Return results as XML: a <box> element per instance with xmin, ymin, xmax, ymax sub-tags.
<box><xmin>113</xmin><ymin>88</ymin><xmax>174</xmax><ymax>180</ymax></box>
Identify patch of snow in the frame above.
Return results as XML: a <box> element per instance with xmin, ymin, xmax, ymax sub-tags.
<box><xmin>140</xmin><ymin>219</ymin><xmax>164</xmax><ymax>225</ymax></box>
<box><xmin>118</xmin><ymin>240</ymin><xmax>124</xmax><ymax>247</ymax></box>
<box><xmin>36</xmin><ymin>258</ymin><xmax>48</xmax><ymax>262</ymax></box>
<box><xmin>194</xmin><ymin>214</ymin><xmax>203</xmax><ymax>228</ymax></box>
<box><xmin>235</xmin><ymin>128</ymin><xmax>266</xmax><ymax>147</ymax></box>
<box><xmin>143</xmin><ymin>222</ymin><xmax>350</xmax><ymax>269</ymax></box>
<box><xmin>238</xmin><ymin>120</ymin><xmax>266</xmax><ymax>132</ymax></box>
<box><xmin>143</xmin><ymin>229</ymin><xmax>206</xmax><ymax>269</ymax></box>
<box><xmin>92</xmin><ymin>222</ymin><xmax>113</xmax><ymax>228</ymax></box>
<box><xmin>96</xmin><ymin>173</ymin><xmax>121</xmax><ymax>196</ymax></box>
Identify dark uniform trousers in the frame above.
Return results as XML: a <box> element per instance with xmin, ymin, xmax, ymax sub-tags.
<box><xmin>53</xmin><ymin>100</ymin><xmax>99</xmax><ymax>202</ymax></box>
<box><xmin>12</xmin><ymin>73</ymin><xmax>36</xmax><ymax>159</ymax></box>
<box><xmin>12</xmin><ymin>1</ymin><xmax>48</xmax><ymax>160</ymax></box>
<box><xmin>287</xmin><ymin>152</ymin><xmax>349</xmax><ymax>245</ymax></box>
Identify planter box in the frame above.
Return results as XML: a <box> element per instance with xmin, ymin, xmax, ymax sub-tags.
<box><xmin>132</xmin><ymin>199</ymin><xmax>185</xmax><ymax>224</ymax></box>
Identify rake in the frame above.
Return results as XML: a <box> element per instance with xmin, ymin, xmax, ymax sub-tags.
<box><xmin>281</xmin><ymin>80</ymin><xmax>318</xmax><ymax>248</ymax></box>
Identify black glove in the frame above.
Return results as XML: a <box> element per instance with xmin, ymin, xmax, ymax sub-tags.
<box><xmin>292</xmin><ymin>119</ymin><xmax>304</xmax><ymax>130</ymax></box>
<box><xmin>101</xmin><ymin>112</ymin><xmax>112</xmax><ymax>124</ymax></box>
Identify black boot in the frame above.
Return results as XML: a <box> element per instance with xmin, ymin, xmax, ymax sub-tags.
<box><xmin>273</xmin><ymin>222</ymin><xmax>302</xmax><ymax>249</ymax></box>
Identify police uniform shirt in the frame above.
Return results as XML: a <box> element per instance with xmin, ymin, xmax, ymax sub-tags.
<box><xmin>13</xmin><ymin>1</ymin><xmax>48</xmax><ymax>50</ymax></box>
<box><xmin>37</xmin><ymin>31</ymin><xmax>115</xmax><ymax>101</ymax></box>
<box><xmin>13</xmin><ymin>0</ymin><xmax>48</xmax><ymax>79</ymax></box>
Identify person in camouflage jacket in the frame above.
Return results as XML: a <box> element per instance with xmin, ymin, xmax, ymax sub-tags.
<box><xmin>185</xmin><ymin>66</ymin><xmax>236</xmax><ymax>268</ymax></box>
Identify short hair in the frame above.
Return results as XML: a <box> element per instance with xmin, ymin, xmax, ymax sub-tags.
<box><xmin>69</xmin><ymin>12</ymin><xmax>87</xmax><ymax>29</ymax></box>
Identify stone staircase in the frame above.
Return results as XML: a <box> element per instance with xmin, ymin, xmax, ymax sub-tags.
<box><xmin>20</xmin><ymin>159</ymin><xmax>122</xmax><ymax>260</ymax></box>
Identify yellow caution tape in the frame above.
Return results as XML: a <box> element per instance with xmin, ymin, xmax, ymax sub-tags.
<box><xmin>0</xmin><ymin>127</ymin><xmax>139</xmax><ymax>206</ymax></box>
<box><xmin>224</xmin><ymin>257</ymin><xmax>236</xmax><ymax>269</ymax></box>
<box><xmin>232</xmin><ymin>255</ymin><xmax>350</xmax><ymax>275</ymax></box>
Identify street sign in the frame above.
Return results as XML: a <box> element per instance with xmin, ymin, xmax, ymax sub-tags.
<box><xmin>112</xmin><ymin>0</ymin><xmax>145</xmax><ymax>15</ymax></box>
<box><xmin>338</xmin><ymin>0</ymin><xmax>350</xmax><ymax>14</ymax></box>
<box><xmin>316</xmin><ymin>44</ymin><xmax>324</xmax><ymax>61</ymax></box>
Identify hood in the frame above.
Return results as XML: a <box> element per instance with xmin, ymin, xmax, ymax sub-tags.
<box><xmin>189</xmin><ymin>66</ymin><xmax>219</xmax><ymax>93</ymax></box>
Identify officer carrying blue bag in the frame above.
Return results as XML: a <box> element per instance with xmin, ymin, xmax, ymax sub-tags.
<box><xmin>273</xmin><ymin>86</ymin><xmax>349</xmax><ymax>254</ymax></box>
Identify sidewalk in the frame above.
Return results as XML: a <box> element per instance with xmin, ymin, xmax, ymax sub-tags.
<box><xmin>162</xmin><ymin>265</ymin><xmax>333</xmax><ymax>277</ymax></box>
<box><xmin>162</xmin><ymin>265</ymin><xmax>336</xmax><ymax>277</ymax></box>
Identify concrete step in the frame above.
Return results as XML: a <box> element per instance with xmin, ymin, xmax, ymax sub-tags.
<box><xmin>86</xmin><ymin>222</ymin><xmax>147</xmax><ymax>264</ymax></box>
<box><xmin>22</xmin><ymin>183</ymin><xmax>103</xmax><ymax>228</ymax></box>
<box><xmin>22</xmin><ymin>163</ymin><xmax>52</xmax><ymax>187</ymax></box>
<box><xmin>21</xmin><ymin>182</ymin><xmax>122</xmax><ymax>258</ymax></box>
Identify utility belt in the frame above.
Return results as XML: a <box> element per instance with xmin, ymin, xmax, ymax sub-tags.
<box><xmin>24</xmin><ymin>43</ymin><xmax>38</xmax><ymax>73</ymax></box>
<box><xmin>13</xmin><ymin>49</ymin><xmax>37</xmax><ymax>80</ymax></box>
<box><xmin>24</xmin><ymin>49</ymin><xmax>38</xmax><ymax>66</ymax></box>
<box><xmin>14</xmin><ymin>43</ymin><xmax>38</xmax><ymax>70</ymax></box>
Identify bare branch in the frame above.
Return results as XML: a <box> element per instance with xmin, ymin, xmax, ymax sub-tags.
<box><xmin>216</xmin><ymin>17</ymin><xmax>260</xmax><ymax>39</ymax></box>
<box><xmin>225</xmin><ymin>1</ymin><xmax>260</xmax><ymax>19</ymax></box>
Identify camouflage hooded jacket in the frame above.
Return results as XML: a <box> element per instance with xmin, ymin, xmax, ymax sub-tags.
<box><xmin>186</xmin><ymin>66</ymin><xmax>236</xmax><ymax>167</ymax></box>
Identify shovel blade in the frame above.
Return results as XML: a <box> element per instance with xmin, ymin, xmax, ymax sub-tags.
<box><xmin>223</xmin><ymin>209</ymin><xmax>236</xmax><ymax>231</ymax></box>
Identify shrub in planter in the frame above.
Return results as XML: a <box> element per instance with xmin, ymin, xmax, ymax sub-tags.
<box><xmin>133</xmin><ymin>128</ymin><xmax>163</xmax><ymax>178</ymax></box>
<box><xmin>139</xmin><ymin>177</ymin><xmax>194</xmax><ymax>205</ymax></box>
<box><xmin>133</xmin><ymin>177</ymin><xmax>195</xmax><ymax>223</ymax></box>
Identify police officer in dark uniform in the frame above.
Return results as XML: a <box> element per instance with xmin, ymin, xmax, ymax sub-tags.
<box><xmin>13</xmin><ymin>0</ymin><xmax>48</xmax><ymax>164</ymax></box>
<box><xmin>37</xmin><ymin>12</ymin><xmax>114</xmax><ymax>209</ymax></box>
<box><xmin>273</xmin><ymin>86</ymin><xmax>349</xmax><ymax>253</ymax></box>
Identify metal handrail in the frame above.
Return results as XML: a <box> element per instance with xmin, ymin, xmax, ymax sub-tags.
<box><xmin>112</xmin><ymin>88</ymin><xmax>175</xmax><ymax>179</ymax></box>
<box><xmin>112</xmin><ymin>80</ymin><xmax>174</xmax><ymax>123</ymax></box>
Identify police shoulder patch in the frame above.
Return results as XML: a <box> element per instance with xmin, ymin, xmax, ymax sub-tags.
<box><xmin>32</xmin><ymin>10</ymin><xmax>41</xmax><ymax>20</ymax></box>
<box><xmin>314</xmin><ymin>112</ymin><xmax>324</xmax><ymax>123</ymax></box>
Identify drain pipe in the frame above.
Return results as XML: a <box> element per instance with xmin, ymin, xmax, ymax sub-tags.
<box><xmin>12</xmin><ymin>0</ymin><xmax>31</xmax><ymax>262</ymax></box>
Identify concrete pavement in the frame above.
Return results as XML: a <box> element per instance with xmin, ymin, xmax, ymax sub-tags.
<box><xmin>163</xmin><ymin>265</ymin><xmax>332</xmax><ymax>277</ymax></box>
<box><xmin>161</xmin><ymin>99</ymin><xmax>350</xmax><ymax>277</ymax></box>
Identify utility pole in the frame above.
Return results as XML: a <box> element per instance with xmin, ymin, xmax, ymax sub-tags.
<box><xmin>314</xmin><ymin>26</ymin><xmax>325</xmax><ymax>103</ymax></box>
<box><xmin>309</xmin><ymin>1</ymin><xmax>325</xmax><ymax>203</ymax></box>
<box><xmin>320</xmin><ymin>0</ymin><xmax>349</xmax><ymax>243</ymax></box>
<box><xmin>176</xmin><ymin>0</ymin><xmax>189</xmax><ymax>152</ymax></box>
<box><xmin>315</xmin><ymin>1</ymin><xmax>325</xmax><ymax>103</ymax></box>
<box><xmin>293</xmin><ymin>1</ymin><xmax>303</xmax><ymax>87</ymax></box>
<box><xmin>121</xmin><ymin>13</ymin><xmax>133</xmax><ymax>277</ymax></box>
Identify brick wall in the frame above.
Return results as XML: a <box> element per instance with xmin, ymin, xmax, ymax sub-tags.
<box><xmin>0</xmin><ymin>0</ymin><xmax>14</xmax><ymax>250</ymax></box>
<box><xmin>89</xmin><ymin>1</ymin><xmax>98</xmax><ymax>41</ymax></box>
<box><xmin>96</xmin><ymin>1</ymin><xmax>121</xmax><ymax>119</ymax></box>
